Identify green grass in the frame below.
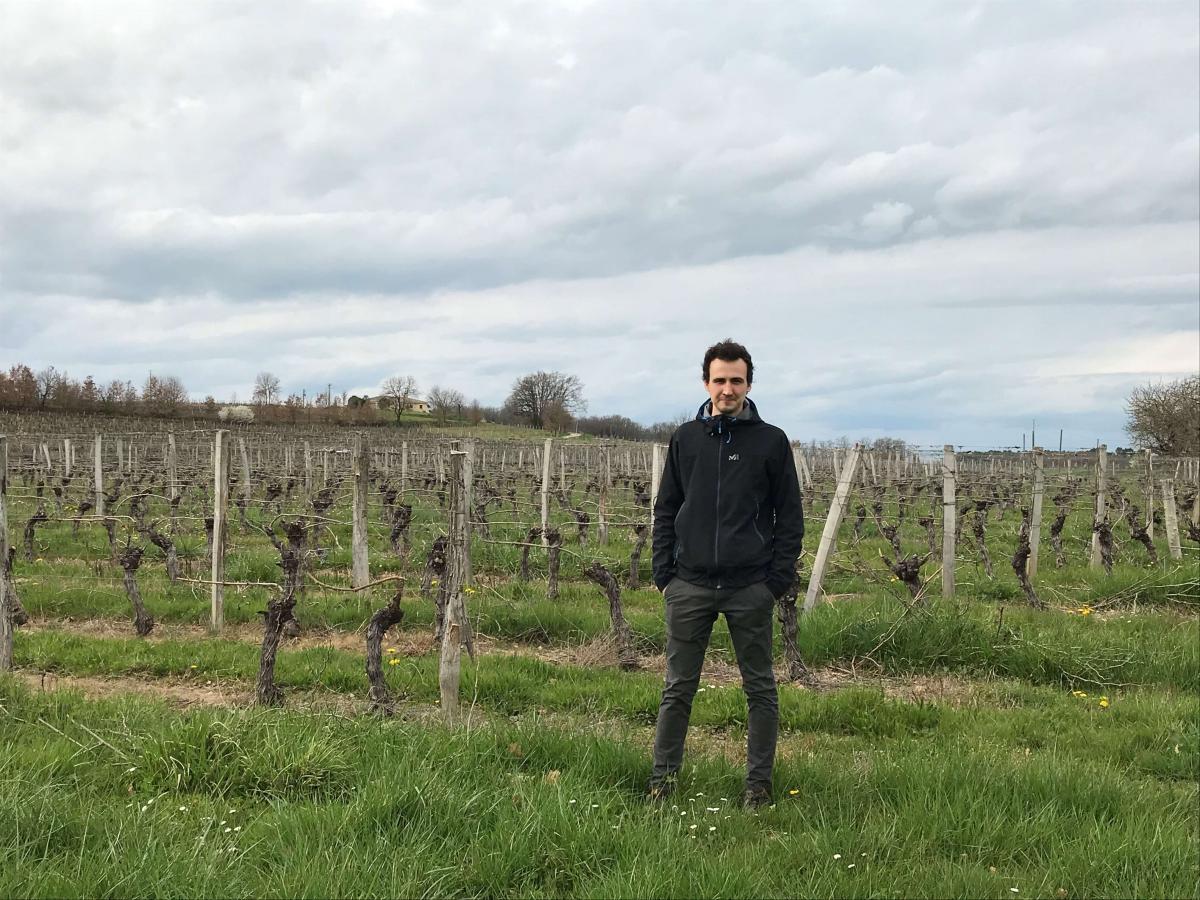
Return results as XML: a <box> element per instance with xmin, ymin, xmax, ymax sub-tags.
<box><xmin>11</xmin><ymin>627</ymin><xmax>1200</xmax><ymax>782</ymax></box>
<box><xmin>2</xmin><ymin>676</ymin><xmax>1196</xmax><ymax>898</ymax></box>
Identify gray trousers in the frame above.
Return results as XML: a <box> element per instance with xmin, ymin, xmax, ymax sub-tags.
<box><xmin>651</xmin><ymin>578</ymin><xmax>778</xmax><ymax>788</ymax></box>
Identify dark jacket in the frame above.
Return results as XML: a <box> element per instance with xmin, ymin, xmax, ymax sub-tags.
<box><xmin>652</xmin><ymin>397</ymin><xmax>804</xmax><ymax>597</ymax></box>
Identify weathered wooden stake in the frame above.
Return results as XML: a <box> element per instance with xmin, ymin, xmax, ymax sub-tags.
<box><xmin>238</xmin><ymin>437</ymin><xmax>252</xmax><ymax>510</ymax></box>
<box><xmin>93</xmin><ymin>434</ymin><xmax>105</xmax><ymax>517</ymax></box>
<box><xmin>650</xmin><ymin>443</ymin><xmax>664</xmax><ymax>536</ymax></box>
<box><xmin>540</xmin><ymin>438</ymin><xmax>553</xmax><ymax>546</ymax></box>
<box><xmin>1090</xmin><ymin>444</ymin><xmax>1108</xmax><ymax>570</ymax></box>
<box><xmin>1144</xmin><ymin>450</ymin><xmax>1155</xmax><ymax>540</ymax></box>
<box><xmin>942</xmin><ymin>445</ymin><xmax>957</xmax><ymax>599</ymax></box>
<box><xmin>439</xmin><ymin>449</ymin><xmax>473</xmax><ymax>724</ymax></box>
<box><xmin>167</xmin><ymin>433</ymin><xmax>178</xmax><ymax>511</ymax></box>
<box><xmin>1162</xmin><ymin>479</ymin><xmax>1183</xmax><ymax>561</ymax></box>
<box><xmin>804</xmin><ymin>443</ymin><xmax>861</xmax><ymax>612</ymax></box>
<box><xmin>210</xmin><ymin>430</ymin><xmax>231</xmax><ymax>633</ymax></box>
<box><xmin>463</xmin><ymin>439</ymin><xmax>475</xmax><ymax>586</ymax></box>
<box><xmin>1027</xmin><ymin>448</ymin><xmax>1044</xmax><ymax>578</ymax></box>
<box><xmin>352</xmin><ymin>434</ymin><xmax>370</xmax><ymax>590</ymax></box>
<box><xmin>598</xmin><ymin>446</ymin><xmax>610</xmax><ymax>546</ymax></box>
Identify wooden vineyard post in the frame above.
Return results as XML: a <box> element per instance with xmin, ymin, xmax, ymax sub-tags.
<box><xmin>303</xmin><ymin>441</ymin><xmax>313</xmax><ymax>494</ymax></box>
<box><xmin>792</xmin><ymin>447</ymin><xmax>807</xmax><ymax>490</ymax></box>
<box><xmin>1144</xmin><ymin>450</ymin><xmax>1155</xmax><ymax>540</ymax></box>
<box><xmin>803</xmin><ymin>443</ymin><xmax>861</xmax><ymax>613</ymax></box>
<box><xmin>167</xmin><ymin>432</ymin><xmax>178</xmax><ymax>512</ymax></box>
<box><xmin>540</xmin><ymin>438</ymin><xmax>553</xmax><ymax>546</ymax></box>
<box><xmin>942</xmin><ymin>445</ymin><xmax>957</xmax><ymax>599</ymax></box>
<box><xmin>238</xmin><ymin>438</ymin><xmax>252</xmax><ymax>514</ymax></box>
<box><xmin>439</xmin><ymin>449</ymin><xmax>472</xmax><ymax>724</ymax></box>
<box><xmin>1193</xmin><ymin>468</ymin><xmax>1200</xmax><ymax>525</ymax></box>
<box><xmin>650</xmin><ymin>443</ymin><xmax>663</xmax><ymax>540</ymax></box>
<box><xmin>63</xmin><ymin>438</ymin><xmax>71</xmax><ymax>477</ymax></box>
<box><xmin>210</xmin><ymin>430</ymin><xmax>231</xmax><ymax>634</ymax></box>
<box><xmin>463</xmin><ymin>439</ymin><xmax>474</xmax><ymax>586</ymax></box>
<box><xmin>1027</xmin><ymin>448</ymin><xmax>1045</xmax><ymax>578</ymax></box>
<box><xmin>0</xmin><ymin>436</ymin><xmax>11</xmax><ymax>671</ymax></box>
<box><xmin>598</xmin><ymin>446</ymin><xmax>610</xmax><ymax>546</ymax></box>
<box><xmin>400</xmin><ymin>441</ymin><xmax>409</xmax><ymax>497</ymax></box>
<box><xmin>93</xmin><ymin>433</ymin><xmax>105</xmax><ymax>516</ymax></box>
<box><xmin>1161</xmin><ymin>479</ymin><xmax>1183</xmax><ymax>561</ymax></box>
<box><xmin>1090</xmin><ymin>444</ymin><xmax>1108</xmax><ymax>570</ymax></box>
<box><xmin>352</xmin><ymin>434</ymin><xmax>370</xmax><ymax>590</ymax></box>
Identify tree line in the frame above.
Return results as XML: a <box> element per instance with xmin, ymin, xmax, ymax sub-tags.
<box><xmin>4</xmin><ymin>361</ymin><xmax>1195</xmax><ymax>453</ymax></box>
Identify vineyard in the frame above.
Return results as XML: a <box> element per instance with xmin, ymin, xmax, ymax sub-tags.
<box><xmin>1</xmin><ymin>410</ymin><xmax>1197</xmax><ymax>897</ymax></box>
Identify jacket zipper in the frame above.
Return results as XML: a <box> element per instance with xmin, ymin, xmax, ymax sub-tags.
<box><xmin>714</xmin><ymin>426</ymin><xmax>722</xmax><ymax>588</ymax></box>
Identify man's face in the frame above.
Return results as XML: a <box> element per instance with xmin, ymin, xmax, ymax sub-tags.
<box><xmin>705</xmin><ymin>357</ymin><xmax>750</xmax><ymax>416</ymax></box>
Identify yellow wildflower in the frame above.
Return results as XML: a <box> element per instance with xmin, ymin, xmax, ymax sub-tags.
<box><xmin>387</xmin><ymin>658</ymin><xmax>399</xmax><ymax>667</ymax></box>
<box><xmin>1071</xmin><ymin>690</ymin><xmax>1087</xmax><ymax>698</ymax></box>
<box><xmin>1098</xmin><ymin>697</ymin><xmax>1109</xmax><ymax>709</ymax></box>
<box><xmin>788</xmin><ymin>789</ymin><xmax>800</xmax><ymax>796</ymax></box>
<box><xmin>385</xmin><ymin>647</ymin><xmax>397</xmax><ymax>654</ymax></box>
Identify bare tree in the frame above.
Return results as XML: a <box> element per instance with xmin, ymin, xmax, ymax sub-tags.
<box><xmin>380</xmin><ymin>375</ymin><xmax>418</xmax><ymax>422</ymax></box>
<box><xmin>504</xmin><ymin>371</ymin><xmax>585</xmax><ymax>429</ymax></box>
<box><xmin>35</xmin><ymin>366</ymin><xmax>58</xmax><ymax>409</ymax></box>
<box><xmin>1126</xmin><ymin>375</ymin><xmax>1200</xmax><ymax>455</ymax></box>
<box><xmin>252</xmin><ymin>371</ymin><xmax>282</xmax><ymax>406</ymax></box>
<box><xmin>428</xmin><ymin>386</ymin><xmax>465</xmax><ymax>425</ymax></box>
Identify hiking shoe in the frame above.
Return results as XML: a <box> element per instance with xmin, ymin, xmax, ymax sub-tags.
<box><xmin>740</xmin><ymin>784</ymin><xmax>773</xmax><ymax>809</ymax></box>
<box><xmin>645</xmin><ymin>776</ymin><xmax>677</xmax><ymax>803</ymax></box>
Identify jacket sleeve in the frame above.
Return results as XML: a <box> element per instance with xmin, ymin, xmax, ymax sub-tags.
<box><xmin>651</xmin><ymin>433</ymin><xmax>684</xmax><ymax>590</ymax></box>
<box><xmin>765</xmin><ymin>434</ymin><xmax>804</xmax><ymax>599</ymax></box>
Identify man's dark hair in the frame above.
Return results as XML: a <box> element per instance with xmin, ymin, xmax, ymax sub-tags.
<box><xmin>702</xmin><ymin>339</ymin><xmax>754</xmax><ymax>385</ymax></box>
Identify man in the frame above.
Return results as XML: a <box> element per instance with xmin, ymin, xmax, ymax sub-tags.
<box><xmin>648</xmin><ymin>338</ymin><xmax>804</xmax><ymax>808</ymax></box>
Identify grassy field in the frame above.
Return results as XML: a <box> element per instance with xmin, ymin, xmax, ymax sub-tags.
<box><xmin>2</xmin><ymin>438</ymin><xmax>1198</xmax><ymax>897</ymax></box>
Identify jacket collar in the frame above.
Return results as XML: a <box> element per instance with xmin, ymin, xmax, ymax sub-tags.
<box><xmin>696</xmin><ymin>396</ymin><xmax>761</xmax><ymax>441</ymax></box>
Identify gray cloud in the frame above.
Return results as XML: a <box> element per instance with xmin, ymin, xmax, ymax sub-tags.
<box><xmin>0</xmin><ymin>1</ymin><xmax>1197</xmax><ymax>447</ymax></box>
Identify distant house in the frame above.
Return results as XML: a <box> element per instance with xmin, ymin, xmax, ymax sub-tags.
<box><xmin>370</xmin><ymin>396</ymin><xmax>431</xmax><ymax>415</ymax></box>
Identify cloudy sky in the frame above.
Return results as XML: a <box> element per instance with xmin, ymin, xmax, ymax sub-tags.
<box><xmin>2</xmin><ymin>0</ymin><xmax>1197</xmax><ymax>450</ymax></box>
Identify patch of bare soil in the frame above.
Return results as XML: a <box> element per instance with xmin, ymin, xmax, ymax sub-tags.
<box><xmin>803</xmin><ymin>666</ymin><xmax>981</xmax><ymax>706</ymax></box>
<box><xmin>25</xmin><ymin>617</ymin><xmax>436</xmax><ymax>656</ymax></box>
<box><xmin>13</xmin><ymin>669</ymin><xmax>446</xmax><ymax>720</ymax></box>
<box><xmin>15</xmin><ymin>670</ymin><xmax>252</xmax><ymax>708</ymax></box>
